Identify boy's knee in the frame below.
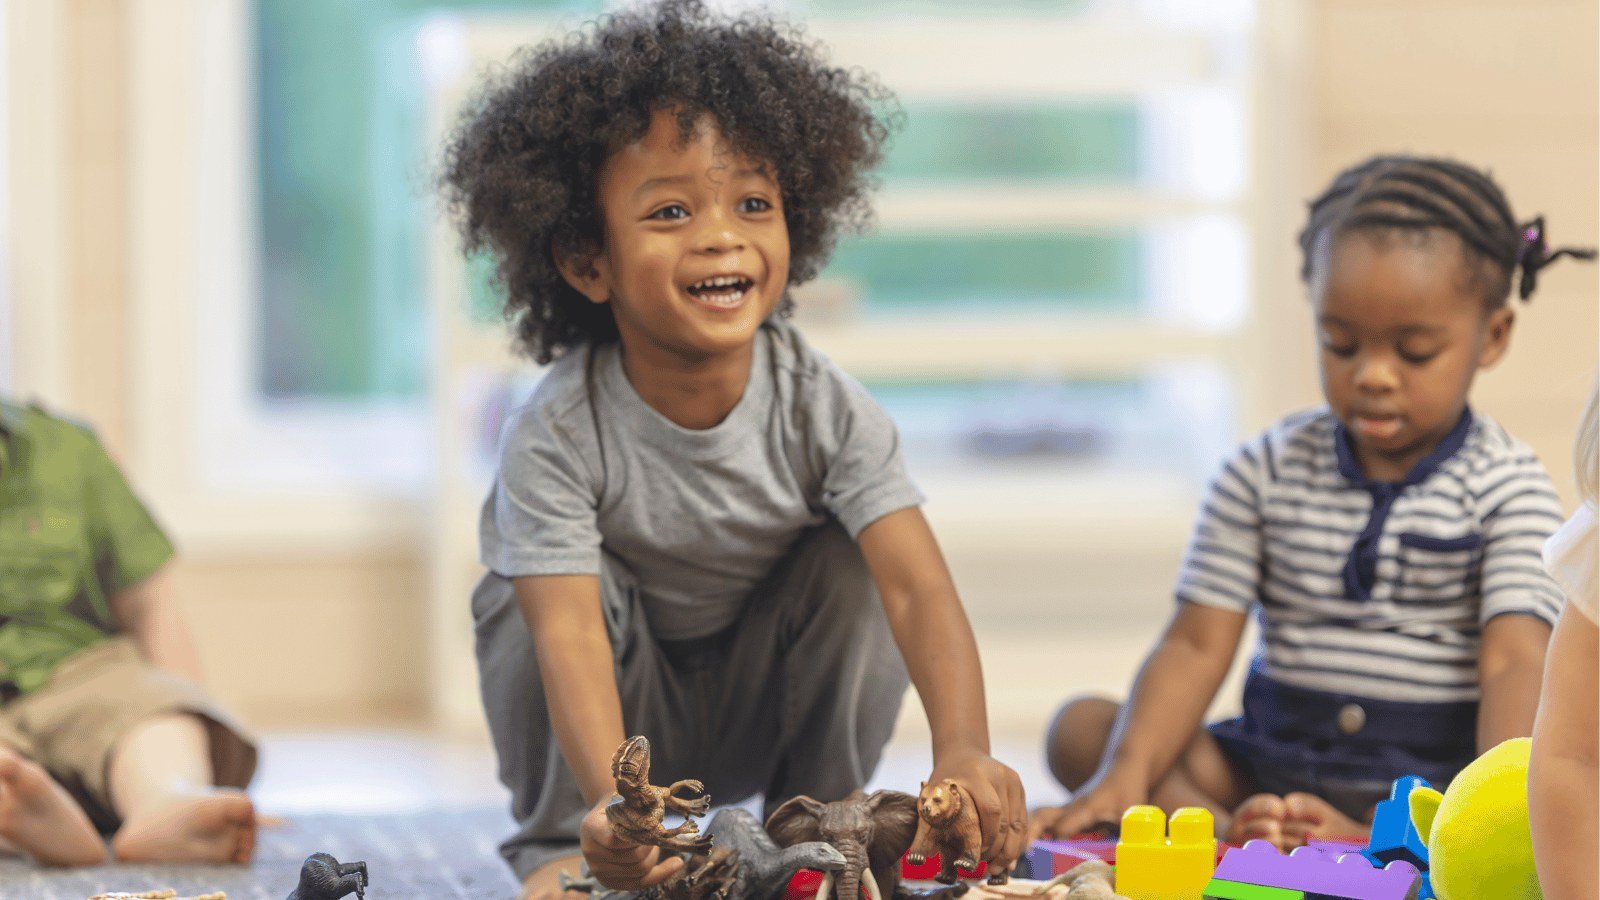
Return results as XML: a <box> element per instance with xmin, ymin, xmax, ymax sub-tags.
<box><xmin>1046</xmin><ymin>695</ymin><xmax>1120</xmax><ymax>789</ymax></box>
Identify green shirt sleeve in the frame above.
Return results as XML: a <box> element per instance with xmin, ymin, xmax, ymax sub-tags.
<box><xmin>78</xmin><ymin>431</ymin><xmax>174</xmax><ymax>590</ymax></box>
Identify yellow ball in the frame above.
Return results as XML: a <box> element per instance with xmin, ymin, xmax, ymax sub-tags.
<box><xmin>1412</xmin><ymin>737</ymin><xmax>1542</xmax><ymax>900</ymax></box>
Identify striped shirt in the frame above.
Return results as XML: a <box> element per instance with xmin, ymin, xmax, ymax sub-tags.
<box><xmin>1176</xmin><ymin>407</ymin><xmax>1566</xmax><ymax>704</ymax></box>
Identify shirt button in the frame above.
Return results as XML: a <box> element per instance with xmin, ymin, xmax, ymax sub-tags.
<box><xmin>1338</xmin><ymin>703</ymin><xmax>1366</xmax><ymax>735</ymax></box>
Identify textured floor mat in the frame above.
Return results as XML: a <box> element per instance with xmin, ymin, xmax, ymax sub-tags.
<box><xmin>0</xmin><ymin>806</ymin><xmax>520</xmax><ymax>899</ymax></box>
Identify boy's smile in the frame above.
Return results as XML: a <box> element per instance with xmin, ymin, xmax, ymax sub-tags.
<box><xmin>1312</xmin><ymin>231</ymin><xmax>1513</xmax><ymax>482</ymax></box>
<box><xmin>560</xmin><ymin>109</ymin><xmax>789</xmax><ymax>373</ymax></box>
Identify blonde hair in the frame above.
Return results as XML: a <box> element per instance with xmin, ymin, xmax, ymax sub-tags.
<box><xmin>1578</xmin><ymin>383</ymin><xmax>1598</xmax><ymax>503</ymax></box>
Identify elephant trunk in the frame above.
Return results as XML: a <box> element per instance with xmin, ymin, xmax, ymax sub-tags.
<box><xmin>835</xmin><ymin>843</ymin><xmax>868</xmax><ymax>900</ymax></box>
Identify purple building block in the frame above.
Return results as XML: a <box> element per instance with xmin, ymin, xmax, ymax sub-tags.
<box><xmin>1022</xmin><ymin>839</ymin><xmax>1113</xmax><ymax>877</ymax></box>
<box><xmin>1214</xmin><ymin>840</ymin><xmax>1419</xmax><ymax>900</ymax></box>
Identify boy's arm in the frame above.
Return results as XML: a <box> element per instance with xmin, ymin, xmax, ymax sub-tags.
<box><xmin>1529</xmin><ymin>603</ymin><xmax>1599</xmax><ymax>900</ymax></box>
<box><xmin>1030</xmin><ymin>601</ymin><xmax>1246</xmax><ymax>840</ymax></box>
<box><xmin>512</xmin><ymin>574</ymin><xmax>683</xmax><ymax>891</ymax></box>
<box><xmin>855</xmin><ymin>507</ymin><xmax>1026</xmax><ymax>869</ymax></box>
<box><xmin>1477</xmin><ymin>613</ymin><xmax>1552</xmax><ymax>751</ymax></box>
<box><xmin>109</xmin><ymin>565</ymin><xmax>204</xmax><ymax>684</ymax></box>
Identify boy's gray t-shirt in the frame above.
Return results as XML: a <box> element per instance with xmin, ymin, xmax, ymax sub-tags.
<box><xmin>479</xmin><ymin>320</ymin><xmax>924</xmax><ymax>641</ymax></box>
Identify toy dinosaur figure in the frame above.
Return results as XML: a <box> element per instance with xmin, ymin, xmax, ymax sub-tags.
<box><xmin>606</xmin><ymin>735</ymin><xmax>714</xmax><ymax>856</ymax></box>
<box><xmin>560</xmin><ymin>846</ymin><xmax>743</xmax><ymax>899</ymax></box>
<box><xmin>708</xmin><ymin>807</ymin><xmax>847</xmax><ymax>897</ymax></box>
<box><xmin>1029</xmin><ymin>860</ymin><xmax>1126</xmax><ymax>899</ymax></box>
<box><xmin>908</xmin><ymin>780</ymin><xmax>998</xmax><ymax>886</ymax></box>
<box><xmin>285</xmin><ymin>852</ymin><xmax>369</xmax><ymax>900</ymax></box>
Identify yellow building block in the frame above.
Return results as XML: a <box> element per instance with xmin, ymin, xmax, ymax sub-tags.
<box><xmin>1116</xmin><ymin>805</ymin><xmax>1218</xmax><ymax>900</ymax></box>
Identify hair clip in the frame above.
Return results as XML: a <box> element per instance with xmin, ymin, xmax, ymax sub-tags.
<box><xmin>1517</xmin><ymin>216</ymin><xmax>1597</xmax><ymax>300</ymax></box>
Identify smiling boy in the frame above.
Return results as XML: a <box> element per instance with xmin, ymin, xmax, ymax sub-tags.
<box><xmin>440</xmin><ymin>3</ymin><xmax>1025</xmax><ymax>897</ymax></box>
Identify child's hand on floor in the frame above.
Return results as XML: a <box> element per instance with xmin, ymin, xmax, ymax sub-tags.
<box><xmin>578</xmin><ymin>794</ymin><xmax>684</xmax><ymax>891</ymax></box>
<box><xmin>1026</xmin><ymin>768</ymin><xmax>1147</xmax><ymax>843</ymax></box>
<box><xmin>927</xmin><ymin>748</ymin><xmax>1028</xmax><ymax>873</ymax></box>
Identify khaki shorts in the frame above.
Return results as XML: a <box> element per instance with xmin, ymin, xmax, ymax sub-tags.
<box><xmin>0</xmin><ymin>637</ymin><xmax>257</xmax><ymax>831</ymax></box>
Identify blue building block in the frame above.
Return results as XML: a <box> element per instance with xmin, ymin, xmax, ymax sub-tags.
<box><xmin>1362</xmin><ymin>776</ymin><xmax>1431</xmax><ymax>870</ymax></box>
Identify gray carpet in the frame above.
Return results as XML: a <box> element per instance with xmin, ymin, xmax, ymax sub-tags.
<box><xmin>0</xmin><ymin>806</ymin><xmax>521</xmax><ymax>899</ymax></box>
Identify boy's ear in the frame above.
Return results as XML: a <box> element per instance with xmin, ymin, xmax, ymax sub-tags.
<box><xmin>1478</xmin><ymin>306</ymin><xmax>1515</xmax><ymax>369</ymax></box>
<box><xmin>554</xmin><ymin>242</ymin><xmax>612</xmax><ymax>305</ymax></box>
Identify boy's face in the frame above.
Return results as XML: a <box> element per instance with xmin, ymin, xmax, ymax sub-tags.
<box><xmin>1311</xmin><ymin>231</ymin><xmax>1513</xmax><ymax>482</ymax></box>
<box><xmin>564</xmin><ymin>110</ymin><xmax>789</xmax><ymax>365</ymax></box>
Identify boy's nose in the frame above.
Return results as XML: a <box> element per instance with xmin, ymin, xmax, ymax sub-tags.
<box><xmin>1354</xmin><ymin>356</ymin><xmax>1400</xmax><ymax>392</ymax></box>
<box><xmin>695</xmin><ymin>209</ymin><xmax>746</xmax><ymax>254</ymax></box>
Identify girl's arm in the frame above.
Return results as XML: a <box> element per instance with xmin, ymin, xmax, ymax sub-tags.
<box><xmin>109</xmin><ymin>565</ymin><xmax>205</xmax><ymax>684</ymax></box>
<box><xmin>514</xmin><ymin>574</ymin><xmax>683</xmax><ymax>891</ymax></box>
<box><xmin>1529</xmin><ymin>603</ymin><xmax>1598</xmax><ymax>900</ymax></box>
<box><xmin>1030</xmin><ymin>601</ymin><xmax>1245</xmax><ymax>840</ymax></box>
<box><xmin>856</xmin><ymin>507</ymin><xmax>1027</xmax><ymax>871</ymax></box>
<box><xmin>1477</xmin><ymin>614</ymin><xmax>1553</xmax><ymax>751</ymax></box>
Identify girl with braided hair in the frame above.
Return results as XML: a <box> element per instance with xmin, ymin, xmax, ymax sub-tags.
<box><xmin>1031</xmin><ymin>155</ymin><xmax>1595</xmax><ymax>848</ymax></box>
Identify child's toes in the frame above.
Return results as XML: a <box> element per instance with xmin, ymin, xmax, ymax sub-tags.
<box><xmin>1226</xmin><ymin>793</ymin><xmax>1288</xmax><ymax>846</ymax></box>
<box><xmin>1281</xmin><ymin>792</ymin><xmax>1368</xmax><ymax>844</ymax></box>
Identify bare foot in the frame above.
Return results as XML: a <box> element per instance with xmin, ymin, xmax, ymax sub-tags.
<box><xmin>1226</xmin><ymin>793</ymin><xmax>1288</xmax><ymax>849</ymax></box>
<box><xmin>0</xmin><ymin>749</ymin><xmax>107</xmax><ymax>866</ymax></box>
<box><xmin>1280</xmin><ymin>792</ymin><xmax>1371</xmax><ymax>847</ymax></box>
<box><xmin>111</xmin><ymin>789</ymin><xmax>256</xmax><ymax>864</ymax></box>
<box><xmin>521</xmin><ymin>852</ymin><xmax>590</xmax><ymax>900</ymax></box>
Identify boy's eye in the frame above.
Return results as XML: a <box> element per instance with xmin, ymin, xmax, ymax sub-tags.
<box><xmin>1399</xmin><ymin>348</ymin><xmax>1438</xmax><ymax>365</ymax></box>
<box><xmin>1320</xmin><ymin>339</ymin><xmax>1357</xmax><ymax>358</ymax></box>
<box><xmin>648</xmin><ymin>204</ymin><xmax>689</xmax><ymax>221</ymax></box>
<box><xmin>737</xmin><ymin>197</ymin><xmax>773</xmax><ymax>214</ymax></box>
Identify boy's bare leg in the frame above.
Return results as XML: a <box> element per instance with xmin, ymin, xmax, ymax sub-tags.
<box><xmin>0</xmin><ymin>744</ymin><xmax>106</xmax><ymax>865</ymax></box>
<box><xmin>1045</xmin><ymin>696</ymin><xmax>1255</xmax><ymax>836</ymax></box>
<box><xmin>107</xmin><ymin>713</ymin><xmax>255</xmax><ymax>864</ymax></box>
<box><xmin>519</xmin><ymin>852</ymin><xmax>588</xmax><ymax>900</ymax></box>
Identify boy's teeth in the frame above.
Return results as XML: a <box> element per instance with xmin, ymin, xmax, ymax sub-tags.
<box><xmin>690</xmin><ymin>275</ymin><xmax>750</xmax><ymax>291</ymax></box>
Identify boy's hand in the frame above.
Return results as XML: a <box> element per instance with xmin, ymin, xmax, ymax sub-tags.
<box><xmin>927</xmin><ymin>749</ymin><xmax>1028</xmax><ymax>872</ymax></box>
<box><xmin>578</xmin><ymin>795</ymin><xmax>684</xmax><ymax>891</ymax></box>
<box><xmin>1026</xmin><ymin>769</ymin><xmax>1147</xmax><ymax>844</ymax></box>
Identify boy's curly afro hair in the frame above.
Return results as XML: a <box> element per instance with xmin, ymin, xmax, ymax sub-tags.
<box><xmin>440</xmin><ymin>0</ymin><xmax>896</xmax><ymax>364</ymax></box>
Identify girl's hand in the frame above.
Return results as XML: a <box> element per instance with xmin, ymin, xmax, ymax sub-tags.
<box><xmin>1025</xmin><ymin>768</ymin><xmax>1148</xmax><ymax>844</ymax></box>
<box><xmin>578</xmin><ymin>795</ymin><xmax>684</xmax><ymax>891</ymax></box>
<box><xmin>924</xmin><ymin>748</ymin><xmax>1028</xmax><ymax>873</ymax></box>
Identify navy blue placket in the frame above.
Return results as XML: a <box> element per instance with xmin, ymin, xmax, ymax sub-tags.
<box><xmin>1334</xmin><ymin>409</ymin><xmax>1474</xmax><ymax>601</ymax></box>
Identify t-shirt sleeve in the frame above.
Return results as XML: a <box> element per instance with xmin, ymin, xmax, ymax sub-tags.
<box><xmin>78</xmin><ymin>430</ymin><xmax>174</xmax><ymax>589</ymax></box>
<box><xmin>479</xmin><ymin>404</ymin><xmax>603</xmax><ymax>578</ymax></box>
<box><xmin>1544</xmin><ymin>502</ymin><xmax>1598</xmax><ymax>624</ymax></box>
<box><xmin>814</xmin><ymin>368</ymin><xmax>924</xmax><ymax>539</ymax></box>
<box><xmin>1174</xmin><ymin>435</ymin><xmax>1267</xmax><ymax>613</ymax></box>
<box><xmin>1477</xmin><ymin>452</ymin><xmax>1567</xmax><ymax>627</ymax></box>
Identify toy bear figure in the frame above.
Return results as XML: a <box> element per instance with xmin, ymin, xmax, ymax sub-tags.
<box><xmin>286</xmin><ymin>852</ymin><xmax>369</xmax><ymax>900</ymax></box>
<box><xmin>907</xmin><ymin>779</ymin><xmax>1000</xmax><ymax>885</ymax></box>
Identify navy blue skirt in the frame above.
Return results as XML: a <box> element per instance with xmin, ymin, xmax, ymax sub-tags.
<box><xmin>1208</xmin><ymin>672</ymin><xmax>1477</xmax><ymax>821</ymax></box>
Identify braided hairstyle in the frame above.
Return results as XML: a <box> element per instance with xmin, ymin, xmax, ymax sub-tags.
<box><xmin>1298</xmin><ymin>155</ymin><xmax>1595</xmax><ymax>309</ymax></box>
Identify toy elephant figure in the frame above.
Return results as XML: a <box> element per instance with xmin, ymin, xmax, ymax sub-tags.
<box><xmin>767</xmin><ymin>789</ymin><xmax>919</xmax><ymax>900</ymax></box>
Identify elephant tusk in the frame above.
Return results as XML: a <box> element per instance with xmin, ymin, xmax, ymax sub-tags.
<box><xmin>817</xmin><ymin>870</ymin><xmax>835</xmax><ymax>900</ymax></box>
<box><xmin>862</xmin><ymin>867</ymin><xmax>884</xmax><ymax>900</ymax></box>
